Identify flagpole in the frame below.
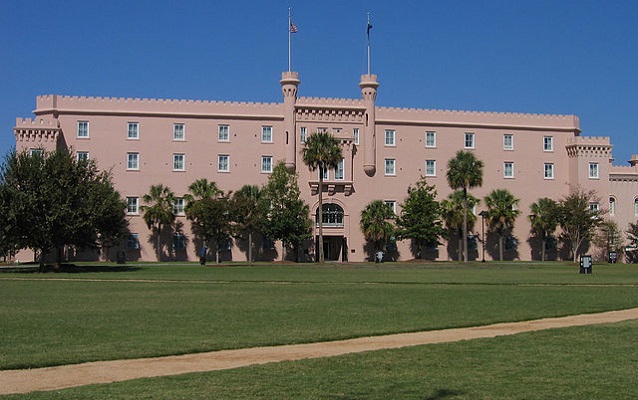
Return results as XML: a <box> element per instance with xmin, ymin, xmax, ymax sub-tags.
<box><xmin>366</xmin><ymin>13</ymin><xmax>372</xmax><ymax>75</ymax></box>
<box><xmin>288</xmin><ymin>7</ymin><xmax>292</xmax><ymax>72</ymax></box>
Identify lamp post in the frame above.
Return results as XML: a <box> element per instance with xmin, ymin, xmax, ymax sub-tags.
<box><xmin>478</xmin><ymin>211</ymin><xmax>487</xmax><ymax>262</ymax></box>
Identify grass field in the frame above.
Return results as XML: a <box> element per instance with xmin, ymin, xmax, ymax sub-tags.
<box><xmin>1</xmin><ymin>261</ymin><xmax>637</xmax><ymax>399</ymax></box>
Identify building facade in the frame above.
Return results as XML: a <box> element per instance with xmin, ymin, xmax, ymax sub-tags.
<box><xmin>13</xmin><ymin>71</ymin><xmax>638</xmax><ymax>262</ymax></box>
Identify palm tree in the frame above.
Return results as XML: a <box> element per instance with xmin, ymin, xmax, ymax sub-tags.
<box><xmin>528</xmin><ymin>197</ymin><xmax>559</xmax><ymax>261</ymax></box>
<box><xmin>301</xmin><ymin>131</ymin><xmax>343</xmax><ymax>263</ymax></box>
<box><xmin>441</xmin><ymin>190</ymin><xmax>479</xmax><ymax>261</ymax></box>
<box><xmin>360</xmin><ymin>200</ymin><xmax>395</xmax><ymax>260</ymax></box>
<box><xmin>446</xmin><ymin>150</ymin><xmax>484</xmax><ymax>262</ymax></box>
<box><xmin>141</xmin><ymin>184</ymin><xmax>176</xmax><ymax>261</ymax></box>
<box><xmin>184</xmin><ymin>178</ymin><xmax>221</xmax><ymax>205</ymax></box>
<box><xmin>484</xmin><ymin>189</ymin><xmax>521</xmax><ymax>261</ymax></box>
<box><xmin>183</xmin><ymin>178</ymin><xmax>223</xmax><ymax>261</ymax></box>
<box><xmin>230</xmin><ymin>184</ymin><xmax>261</xmax><ymax>262</ymax></box>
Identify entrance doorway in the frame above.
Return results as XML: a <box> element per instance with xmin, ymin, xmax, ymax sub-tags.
<box><xmin>321</xmin><ymin>236</ymin><xmax>345</xmax><ymax>261</ymax></box>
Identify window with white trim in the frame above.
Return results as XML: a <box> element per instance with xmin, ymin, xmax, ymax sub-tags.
<box><xmin>335</xmin><ymin>159</ymin><xmax>345</xmax><ymax>180</ymax></box>
<box><xmin>29</xmin><ymin>148</ymin><xmax>43</xmax><ymax>157</ymax></box>
<box><xmin>464</xmin><ymin>132</ymin><xmax>475</xmax><ymax>149</ymax></box>
<box><xmin>544</xmin><ymin>163</ymin><xmax>554</xmax><ymax>179</ymax></box>
<box><xmin>300</xmin><ymin>127</ymin><xmax>307</xmax><ymax>143</ymax></box>
<box><xmin>503</xmin><ymin>134</ymin><xmax>514</xmax><ymax>150</ymax></box>
<box><xmin>385</xmin><ymin>158</ymin><xmax>396</xmax><ymax>176</ymax></box>
<box><xmin>425</xmin><ymin>160</ymin><xmax>436</xmax><ymax>176</ymax></box>
<box><xmin>218</xmin><ymin>155</ymin><xmax>229</xmax><ymax>172</ymax></box>
<box><xmin>634</xmin><ymin>198</ymin><xmax>638</xmax><ymax>216</ymax></box>
<box><xmin>504</xmin><ymin>162</ymin><xmax>514</xmax><ymax>178</ymax></box>
<box><xmin>353</xmin><ymin>128</ymin><xmax>359</xmax><ymax>145</ymax></box>
<box><xmin>126</xmin><ymin>197</ymin><xmax>139</xmax><ymax>214</ymax></box>
<box><xmin>384</xmin><ymin>200</ymin><xmax>397</xmax><ymax>214</ymax></box>
<box><xmin>261</xmin><ymin>156</ymin><xmax>273</xmax><ymax>173</ymax></box>
<box><xmin>127</xmin><ymin>152</ymin><xmax>139</xmax><ymax>170</ymax></box>
<box><xmin>173</xmin><ymin>198</ymin><xmax>185</xmax><ymax>215</ymax></box>
<box><xmin>319</xmin><ymin>167</ymin><xmax>329</xmax><ymax>180</ymax></box>
<box><xmin>218</xmin><ymin>125</ymin><xmax>229</xmax><ymax>142</ymax></box>
<box><xmin>77</xmin><ymin>121</ymin><xmax>89</xmax><ymax>138</ymax></box>
<box><xmin>385</xmin><ymin>129</ymin><xmax>396</xmax><ymax>146</ymax></box>
<box><xmin>589</xmin><ymin>202</ymin><xmax>600</xmax><ymax>213</ymax></box>
<box><xmin>425</xmin><ymin>131</ymin><xmax>436</xmax><ymax>148</ymax></box>
<box><xmin>127</xmin><ymin>234</ymin><xmax>140</xmax><ymax>249</ymax></box>
<box><xmin>127</xmin><ymin>122</ymin><xmax>139</xmax><ymax>139</ymax></box>
<box><xmin>173</xmin><ymin>153</ymin><xmax>185</xmax><ymax>171</ymax></box>
<box><xmin>589</xmin><ymin>162</ymin><xmax>599</xmax><ymax>179</ymax></box>
<box><xmin>77</xmin><ymin>151</ymin><xmax>89</xmax><ymax>162</ymax></box>
<box><xmin>543</xmin><ymin>136</ymin><xmax>554</xmax><ymax>151</ymax></box>
<box><xmin>261</xmin><ymin>126</ymin><xmax>273</xmax><ymax>143</ymax></box>
<box><xmin>609</xmin><ymin>197</ymin><xmax>615</xmax><ymax>216</ymax></box>
<box><xmin>173</xmin><ymin>123</ymin><xmax>185</xmax><ymax>140</ymax></box>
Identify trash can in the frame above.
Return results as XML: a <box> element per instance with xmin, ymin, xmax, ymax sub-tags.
<box><xmin>580</xmin><ymin>255</ymin><xmax>592</xmax><ymax>274</ymax></box>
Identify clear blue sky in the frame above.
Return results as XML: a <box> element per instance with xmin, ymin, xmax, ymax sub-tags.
<box><xmin>2</xmin><ymin>0</ymin><xmax>637</xmax><ymax>165</ymax></box>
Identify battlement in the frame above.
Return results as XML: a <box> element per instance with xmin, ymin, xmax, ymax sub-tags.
<box><xmin>15</xmin><ymin>116</ymin><xmax>60</xmax><ymax>129</ymax></box>
<box><xmin>296</xmin><ymin>96</ymin><xmax>364</xmax><ymax>108</ymax></box>
<box><xmin>35</xmin><ymin>94</ymin><xmax>284</xmax><ymax>116</ymax></box>
<box><xmin>566</xmin><ymin>136</ymin><xmax>612</xmax><ymax>146</ymax></box>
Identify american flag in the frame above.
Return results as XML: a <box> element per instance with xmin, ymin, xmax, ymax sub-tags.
<box><xmin>290</xmin><ymin>22</ymin><xmax>298</xmax><ymax>33</ymax></box>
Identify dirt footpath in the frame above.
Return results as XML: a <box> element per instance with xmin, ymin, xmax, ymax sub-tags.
<box><xmin>2</xmin><ymin>308</ymin><xmax>638</xmax><ymax>395</ymax></box>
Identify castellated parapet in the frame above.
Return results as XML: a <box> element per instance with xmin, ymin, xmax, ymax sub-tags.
<box><xmin>14</xmin><ymin>116</ymin><xmax>61</xmax><ymax>144</ymax></box>
<box><xmin>566</xmin><ymin>136</ymin><xmax>613</xmax><ymax>158</ymax></box>
<box><xmin>35</xmin><ymin>94</ymin><xmax>284</xmax><ymax>119</ymax></box>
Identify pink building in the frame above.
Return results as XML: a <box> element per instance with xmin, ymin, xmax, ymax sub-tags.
<box><xmin>13</xmin><ymin>71</ymin><xmax>638</xmax><ymax>262</ymax></box>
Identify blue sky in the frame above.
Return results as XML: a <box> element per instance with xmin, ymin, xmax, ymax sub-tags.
<box><xmin>2</xmin><ymin>0</ymin><xmax>637</xmax><ymax>165</ymax></box>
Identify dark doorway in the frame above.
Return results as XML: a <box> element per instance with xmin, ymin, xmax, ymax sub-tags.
<box><xmin>321</xmin><ymin>236</ymin><xmax>343</xmax><ymax>261</ymax></box>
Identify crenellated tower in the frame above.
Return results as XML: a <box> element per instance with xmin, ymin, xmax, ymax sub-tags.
<box><xmin>280</xmin><ymin>71</ymin><xmax>301</xmax><ymax>170</ymax></box>
<box><xmin>359</xmin><ymin>74</ymin><xmax>379</xmax><ymax>176</ymax></box>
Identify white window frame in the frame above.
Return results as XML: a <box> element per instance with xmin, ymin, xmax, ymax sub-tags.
<box><xmin>385</xmin><ymin>158</ymin><xmax>396</xmax><ymax>176</ymax></box>
<box><xmin>218</xmin><ymin>125</ymin><xmax>230</xmax><ymax>142</ymax></box>
<box><xmin>173</xmin><ymin>123</ymin><xmax>185</xmax><ymax>141</ymax></box>
<box><xmin>261</xmin><ymin>156</ymin><xmax>273</xmax><ymax>173</ymax></box>
<box><xmin>173</xmin><ymin>153</ymin><xmax>185</xmax><ymax>171</ymax></box>
<box><xmin>589</xmin><ymin>162</ymin><xmax>599</xmax><ymax>179</ymax></box>
<box><xmin>173</xmin><ymin>197</ymin><xmax>185</xmax><ymax>216</ymax></box>
<box><xmin>384</xmin><ymin>200</ymin><xmax>397</xmax><ymax>214</ymax></box>
<box><xmin>126</xmin><ymin>197</ymin><xmax>139</xmax><ymax>215</ymax></box>
<box><xmin>335</xmin><ymin>159</ymin><xmax>345</xmax><ymax>180</ymax></box>
<box><xmin>261</xmin><ymin>126</ymin><xmax>273</xmax><ymax>143</ymax></box>
<box><xmin>425</xmin><ymin>131</ymin><xmax>436</xmax><ymax>148</ymax></box>
<box><xmin>503</xmin><ymin>134</ymin><xmax>514</xmax><ymax>150</ymax></box>
<box><xmin>128</xmin><ymin>233</ymin><xmax>140</xmax><ymax>249</ymax></box>
<box><xmin>544</xmin><ymin>163</ymin><xmax>554</xmax><ymax>179</ymax></box>
<box><xmin>300</xmin><ymin>127</ymin><xmax>307</xmax><ymax>143</ymax></box>
<box><xmin>425</xmin><ymin>160</ymin><xmax>436</xmax><ymax>176</ymax></box>
<box><xmin>543</xmin><ymin>136</ymin><xmax>554</xmax><ymax>152</ymax></box>
<box><xmin>634</xmin><ymin>198</ymin><xmax>638</xmax><ymax>216</ymax></box>
<box><xmin>589</xmin><ymin>202</ymin><xmax>600</xmax><ymax>213</ymax></box>
<box><xmin>127</xmin><ymin>122</ymin><xmax>139</xmax><ymax>139</ymax></box>
<box><xmin>29</xmin><ymin>148</ymin><xmax>43</xmax><ymax>157</ymax></box>
<box><xmin>353</xmin><ymin>128</ymin><xmax>360</xmax><ymax>145</ymax></box>
<box><xmin>385</xmin><ymin>129</ymin><xmax>396</xmax><ymax>146</ymax></box>
<box><xmin>609</xmin><ymin>197</ymin><xmax>615</xmax><ymax>216</ymax></box>
<box><xmin>77</xmin><ymin>151</ymin><xmax>89</xmax><ymax>162</ymax></box>
<box><xmin>77</xmin><ymin>121</ymin><xmax>89</xmax><ymax>138</ymax></box>
<box><xmin>218</xmin><ymin>155</ymin><xmax>230</xmax><ymax>172</ymax></box>
<box><xmin>319</xmin><ymin>167</ymin><xmax>329</xmax><ymax>181</ymax></box>
<box><xmin>503</xmin><ymin>162</ymin><xmax>514</xmax><ymax>178</ymax></box>
<box><xmin>464</xmin><ymin>132</ymin><xmax>475</xmax><ymax>149</ymax></box>
<box><xmin>127</xmin><ymin>152</ymin><xmax>139</xmax><ymax>170</ymax></box>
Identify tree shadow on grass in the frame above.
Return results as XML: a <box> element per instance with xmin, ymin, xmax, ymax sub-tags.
<box><xmin>2</xmin><ymin>263</ymin><xmax>141</xmax><ymax>273</ymax></box>
<box><xmin>422</xmin><ymin>388</ymin><xmax>465</xmax><ymax>400</ymax></box>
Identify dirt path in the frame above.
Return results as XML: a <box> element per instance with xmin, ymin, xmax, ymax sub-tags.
<box><xmin>2</xmin><ymin>307</ymin><xmax>638</xmax><ymax>395</ymax></box>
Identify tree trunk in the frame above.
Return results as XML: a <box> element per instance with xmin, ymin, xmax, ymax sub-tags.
<box><xmin>462</xmin><ymin>188</ymin><xmax>468</xmax><ymax>262</ymax></box>
<box><xmin>318</xmin><ymin>169</ymin><xmax>324</xmax><ymax>263</ymax></box>
<box><xmin>541</xmin><ymin>236</ymin><xmax>546</xmax><ymax>262</ymax></box>
<box><xmin>248</xmin><ymin>232</ymin><xmax>253</xmax><ymax>262</ymax></box>
<box><xmin>499</xmin><ymin>235</ymin><xmax>504</xmax><ymax>261</ymax></box>
<box><xmin>156</xmin><ymin>224</ymin><xmax>162</xmax><ymax>262</ymax></box>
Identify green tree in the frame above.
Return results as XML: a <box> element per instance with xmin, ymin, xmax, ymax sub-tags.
<box><xmin>301</xmin><ymin>131</ymin><xmax>343</xmax><ymax>263</ymax></box>
<box><xmin>446</xmin><ymin>150</ymin><xmax>484</xmax><ymax>262</ymax></box>
<box><xmin>230</xmin><ymin>185</ymin><xmax>261</xmax><ymax>262</ymax></box>
<box><xmin>558</xmin><ymin>188</ymin><xmax>603</xmax><ymax>262</ymax></box>
<box><xmin>258</xmin><ymin>162</ymin><xmax>312</xmax><ymax>262</ymax></box>
<box><xmin>0</xmin><ymin>149</ymin><xmax>127</xmax><ymax>269</ymax></box>
<box><xmin>528</xmin><ymin>197</ymin><xmax>560</xmax><ymax>261</ymax></box>
<box><xmin>395</xmin><ymin>177</ymin><xmax>446</xmax><ymax>258</ymax></box>
<box><xmin>441</xmin><ymin>190</ymin><xmax>479</xmax><ymax>261</ymax></box>
<box><xmin>592</xmin><ymin>219</ymin><xmax>623</xmax><ymax>262</ymax></box>
<box><xmin>141</xmin><ymin>184</ymin><xmax>176</xmax><ymax>261</ymax></box>
<box><xmin>627</xmin><ymin>222</ymin><xmax>638</xmax><ymax>263</ymax></box>
<box><xmin>360</xmin><ymin>200</ymin><xmax>395</xmax><ymax>259</ymax></box>
<box><xmin>484</xmin><ymin>189</ymin><xmax>521</xmax><ymax>261</ymax></box>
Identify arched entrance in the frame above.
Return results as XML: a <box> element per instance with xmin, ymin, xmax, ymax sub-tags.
<box><xmin>315</xmin><ymin>203</ymin><xmax>347</xmax><ymax>261</ymax></box>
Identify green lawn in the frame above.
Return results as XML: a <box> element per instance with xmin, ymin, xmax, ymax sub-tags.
<box><xmin>1</xmin><ymin>262</ymin><xmax>637</xmax><ymax>399</ymax></box>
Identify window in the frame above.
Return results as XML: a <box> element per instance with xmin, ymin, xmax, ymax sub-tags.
<box><xmin>172</xmin><ymin>233</ymin><xmax>186</xmax><ymax>250</ymax></box>
<box><xmin>29</xmin><ymin>148</ymin><xmax>43</xmax><ymax>157</ymax></box>
<box><xmin>385</xmin><ymin>158</ymin><xmax>396</xmax><ymax>176</ymax></box>
<box><xmin>503</xmin><ymin>134</ymin><xmax>514</xmax><ymax>150</ymax></box>
<box><xmin>261</xmin><ymin>156</ymin><xmax>273</xmax><ymax>173</ymax></box>
<box><xmin>425</xmin><ymin>160</ymin><xmax>436</xmax><ymax>176</ymax></box>
<box><xmin>77</xmin><ymin>121</ymin><xmax>89</xmax><ymax>138</ymax></box>
<box><xmin>127</xmin><ymin>234</ymin><xmax>140</xmax><ymax>249</ymax></box>
<box><xmin>609</xmin><ymin>197</ymin><xmax>616</xmax><ymax>216</ymax></box>
<box><xmin>384</xmin><ymin>200</ymin><xmax>397</xmax><ymax>214</ymax></box>
<box><xmin>464</xmin><ymin>132</ymin><xmax>475</xmax><ymax>149</ymax></box>
<box><xmin>173</xmin><ymin>154</ymin><xmax>185</xmax><ymax>171</ymax></box>
<box><xmin>635</xmin><ymin>198</ymin><xmax>638</xmax><ymax>216</ymax></box>
<box><xmin>319</xmin><ymin>167</ymin><xmax>329</xmax><ymax>180</ymax></box>
<box><xmin>261</xmin><ymin>126</ymin><xmax>273</xmax><ymax>142</ymax></box>
<box><xmin>126</xmin><ymin>197</ymin><xmax>139</xmax><ymax>214</ymax></box>
<box><xmin>218</xmin><ymin>155</ymin><xmax>229</xmax><ymax>172</ymax></box>
<box><xmin>589</xmin><ymin>202</ymin><xmax>600</xmax><ymax>213</ymax></box>
<box><xmin>218</xmin><ymin>125</ymin><xmax>229</xmax><ymax>142</ymax></box>
<box><xmin>543</xmin><ymin>136</ymin><xmax>553</xmax><ymax>151</ymax></box>
<box><xmin>425</xmin><ymin>131</ymin><xmax>436</xmax><ymax>148</ymax></box>
<box><xmin>77</xmin><ymin>151</ymin><xmax>89</xmax><ymax>162</ymax></box>
<box><xmin>544</xmin><ymin>163</ymin><xmax>554</xmax><ymax>179</ymax></box>
<box><xmin>335</xmin><ymin>159</ymin><xmax>345</xmax><ymax>180</ymax></box>
<box><xmin>315</xmin><ymin>204</ymin><xmax>344</xmax><ymax>227</ymax></box>
<box><xmin>589</xmin><ymin>162</ymin><xmax>599</xmax><ymax>179</ymax></box>
<box><xmin>504</xmin><ymin>162</ymin><xmax>514</xmax><ymax>178</ymax></box>
<box><xmin>353</xmin><ymin>128</ymin><xmax>359</xmax><ymax>145</ymax></box>
<box><xmin>127</xmin><ymin>122</ymin><xmax>139</xmax><ymax>139</ymax></box>
<box><xmin>173</xmin><ymin>123</ymin><xmax>185</xmax><ymax>140</ymax></box>
<box><xmin>300</xmin><ymin>127</ymin><xmax>307</xmax><ymax>143</ymax></box>
<box><xmin>173</xmin><ymin>198</ymin><xmax>185</xmax><ymax>215</ymax></box>
<box><xmin>385</xmin><ymin>129</ymin><xmax>395</xmax><ymax>146</ymax></box>
<box><xmin>127</xmin><ymin>152</ymin><xmax>139</xmax><ymax>170</ymax></box>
